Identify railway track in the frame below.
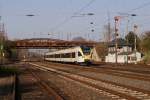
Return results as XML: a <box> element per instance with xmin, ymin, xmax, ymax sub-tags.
<box><xmin>96</xmin><ymin>64</ymin><xmax>150</xmax><ymax>75</ymax></box>
<box><xmin>29</xmin><ymin>62</ymin><xmax>150</xmax><ymax>100</ymax></box>
<box><xmin>26</xmin><ymin>66</ymin><xmax>64</xmax><ymax>100</ymax></box>
<box><xmin>91</xmin><ymin>64</ymin><xmax>150</xmax><ymax>77</ymax></box>
<box><xmin>85</xmin><ymin>67</ymin><xmax>150</xmax><ymax>82</ymax></box>
<box><xmin>36</xmin><ymin>62</ymin><xmax>150</xmax><ymax>82</ymax></box>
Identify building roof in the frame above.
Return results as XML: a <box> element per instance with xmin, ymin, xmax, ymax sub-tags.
<box><xmin>108</xmin><ymin>38</ymin><xmax>132</xmax><ymax>47</ymax></box>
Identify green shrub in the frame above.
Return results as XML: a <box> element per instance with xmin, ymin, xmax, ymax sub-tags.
<box><xmin>0</xmin><ymin>67</ymin><xmax>18</xmax><ymax>74</ymax></box>
<box><xmin>143</xmin><ymin>51</ymin><xmax>150</xmax><ymax>64</ymax></box>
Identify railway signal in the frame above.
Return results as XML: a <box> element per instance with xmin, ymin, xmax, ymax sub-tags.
<box><xmin>114</xmin><ymin>16</ymin><xmax>121</xmax><ymax>64</ymax></box>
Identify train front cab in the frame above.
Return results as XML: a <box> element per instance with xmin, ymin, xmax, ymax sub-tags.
<box><xmin>79</xmin><ymin>46</ymin><xmax>93</xmax><ymax>65</ymax></box>
<box><xmin>84</xmin><ymin>55</ymin><xmax>92</xmax><ymax>64</ymax></box>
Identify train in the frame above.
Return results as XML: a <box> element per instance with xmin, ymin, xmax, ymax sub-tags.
<box><xmin>44</xmin><ymin>46</ymin><xmax>93</xmax><ymax>64</ymax></box>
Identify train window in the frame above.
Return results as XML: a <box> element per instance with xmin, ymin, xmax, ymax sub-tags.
<box><xmin>61</xmin><ymin>53</ymin><xmax>67</xmax><ymax>58</ymax></box>
<box><xmin>48</xmin><ymin>55</ymin><xmax>50</xmax><ymax>58</ymax></box>
<box><xmin>66</xmin><ymin>53</ymin><xmax>71</xmax><ymax>58</ymax></box>
<box><xmin>50</xmin><ymin>55</ymin><xmax>54</xmax><ymax>58</ymax></box>
<box><xmin>59</xmin><ymin>53</ymin><xmax>72</xmax><ymax>58</ymax></box>
<box><xmin>60</xmin><ymin>54</ymin><xmax>62</xmax><ymax>58</ymax></box>
<box><xmin>56</xmin><ymin>54</ymin><xmax>60</xmax><ymax>58</ymax></box>
<box><xmin>63</xmin><ymin>53</ymin><xmax>67</xmax><ymax>58</ymax></box>
<box><xmin>81</xmin><ymin>46</ymin><xmax>91</xmax><ymax>55</ymax></box>
<box><xmin>72</xmin><ymin>52</ymin><xmax>75</xmax><ymax>58</ymax></box>
<box><xmin>61</xmin><ymin>54</ymin><xmax>65</xmax><ymax>58</ymax></box>
<box><xmin>78</xmin><ymin>52</ymin><xmax>82</xmax><ymax>56</ymax></box>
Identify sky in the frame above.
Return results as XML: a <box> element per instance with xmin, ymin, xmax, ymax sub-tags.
<box><xmin>1</xmin><ymin>0</ymin><xmax>150</xmax><ymax>41</ymax></box>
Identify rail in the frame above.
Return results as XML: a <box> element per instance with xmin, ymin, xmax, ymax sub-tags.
<box><xmin>29</xmin><ymin>63</ymin><xmax>150</xmax><ymax>100</ymax></box>
<box><xmin>27</xmin><ymin>67</ymin><xmax>64</xmax><ymax>100</ymax></box>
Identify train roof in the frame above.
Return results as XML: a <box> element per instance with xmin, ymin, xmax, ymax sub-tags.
<box><xmin>45</xmin><ymin>46</ymin><xmax>81</xmax><ymax>54</ymax></box>
<box><xmin>45</xmin><ymin>46</ymin><xmax>92</xmax><ymax>55</ymax></box>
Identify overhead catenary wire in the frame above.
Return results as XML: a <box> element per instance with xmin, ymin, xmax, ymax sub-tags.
<box><xmin>113</xmin><ymin>1</ymin><xmax>150</xmax><ymax>40</ymax></box>
<box><xmin>110</xmin><ymin>1</ymin><xmax>150</xmax><ymax>36</ymax></box>
<box><xmin>128</xmin><ymin>1</ymin><xmax>150</xmax><ymax>12</ymax></box>
<box><xmin>50</xmin><ymin>0</ymin><xmax>150</xmax><ymax>38</ymax></box>
<box><xmin>50</xmin><ymin>0</ymin><xmax>96</xmax><ymax>32</ymax></box>
<box><xmin>102</xmin><ymin>1</ymin><xmax>150</xmax><ymax>25</ymax></box>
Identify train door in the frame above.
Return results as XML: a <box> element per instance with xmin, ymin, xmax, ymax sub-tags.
<box><xmin>75</xmin><ymin>52</ymin><xmax>78</xmax><ymax>63</ymax></box>
<box><xmin>77</xmin><ymin>51</ymin><xmax>84</xmax><ymax>63</ymax></box>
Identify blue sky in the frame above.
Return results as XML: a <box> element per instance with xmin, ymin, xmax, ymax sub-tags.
<box><xmin>1</xmin><ymin>0</ymin><xmax>150</xmax><ymax>41</ymax></box>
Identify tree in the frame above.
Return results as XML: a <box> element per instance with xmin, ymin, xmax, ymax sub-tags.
<box><xmin>140</xmin><ymin>31</ymin><xmax>150</xmax><ymax>64</ymax></box>
<box><xmin>103</xmin><ymin>24</ymin><xmax>113</xmax><ymax>42</ymax></box>
<box><xmin>95</xmin><ymin>42</ymin><xmax>108</xmax><ymax>60</ymax></box>
<box><xmin>125</xmin><ymin>31</ymin><xmax>140</xmax><ymax>51</ymax></box>
<box><xmin>2</xmin><ymin>40</ymin><xmax>18</xmax><ymax>60</ymax></box>
<box><xmin>140</xmin><ymin>31</ymin><xmax>150</xmax><ymax>52</ymax></box>
<box><xmin>111</xmin><ymin>38</ymin><xmax>127</xmax><ymax>46</ymax></box>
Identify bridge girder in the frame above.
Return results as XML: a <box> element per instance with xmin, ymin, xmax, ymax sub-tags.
<box><xmin>13</xmin><ymin>38</ymin><xmax>97</xmax><ymax>49</ymax></box>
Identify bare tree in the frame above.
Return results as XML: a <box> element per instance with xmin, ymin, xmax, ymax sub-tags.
<box><xmin>103</xmin><ymin>24</ymin><xmax>113</xmax><ymax>43</ymax></box>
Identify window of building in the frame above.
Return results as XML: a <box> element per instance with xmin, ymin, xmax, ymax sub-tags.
<box><xmin>131</xmin><ymin>57</ymin><xmax>137</xmax><ymax>61</ymax></box>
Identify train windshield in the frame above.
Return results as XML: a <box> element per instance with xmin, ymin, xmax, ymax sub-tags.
<box><xmin>81</xmin><ymin>46</ymin><xmax>91</xmax><ymax>55</ymax></box>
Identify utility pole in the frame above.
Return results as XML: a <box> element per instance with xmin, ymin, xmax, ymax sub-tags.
<box><xmin>0</xmin><ymin>18</ymin><xmax>3</xmax><ymax>65</ymax></box>
<box><xmin>114</xmin><ymin>16</ymin><xmax>120</xmax><ymax>64</ymax></box>
<box><xmin>134</xmin><ymin>24</ymin><xmax>138</xmax><ymax>64</ymax></box>
<box><xmin>107</xmin><ymin>11</ymin><xmax>111</xmax><ymax>43</ymax></box>
<box><xmin>0</xmin><ymin>22</ymin><xmax>7</xmax><ymax>65</ymax></box>
<box><xmin>126</xmin><ymin>18</ymin><xmax>129</xmax><ymax>64</ymax></box>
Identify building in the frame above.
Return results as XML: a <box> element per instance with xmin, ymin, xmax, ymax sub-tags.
<box><xmin>105</xmin><ymin>38</ymin><xmax>143</xmax><ymax>63</ymax></box>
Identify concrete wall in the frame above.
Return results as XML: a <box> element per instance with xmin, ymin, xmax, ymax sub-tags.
<box><xmin>91</xmin><ymin>48</ymin><xmax>102</xmax><ymax>62</ymax></box>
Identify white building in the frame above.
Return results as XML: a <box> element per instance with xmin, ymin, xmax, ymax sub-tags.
<box><xmin>105</xmin><ymin>39</ymin><xmax>143</xmax><ymax>63</ymax></box>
